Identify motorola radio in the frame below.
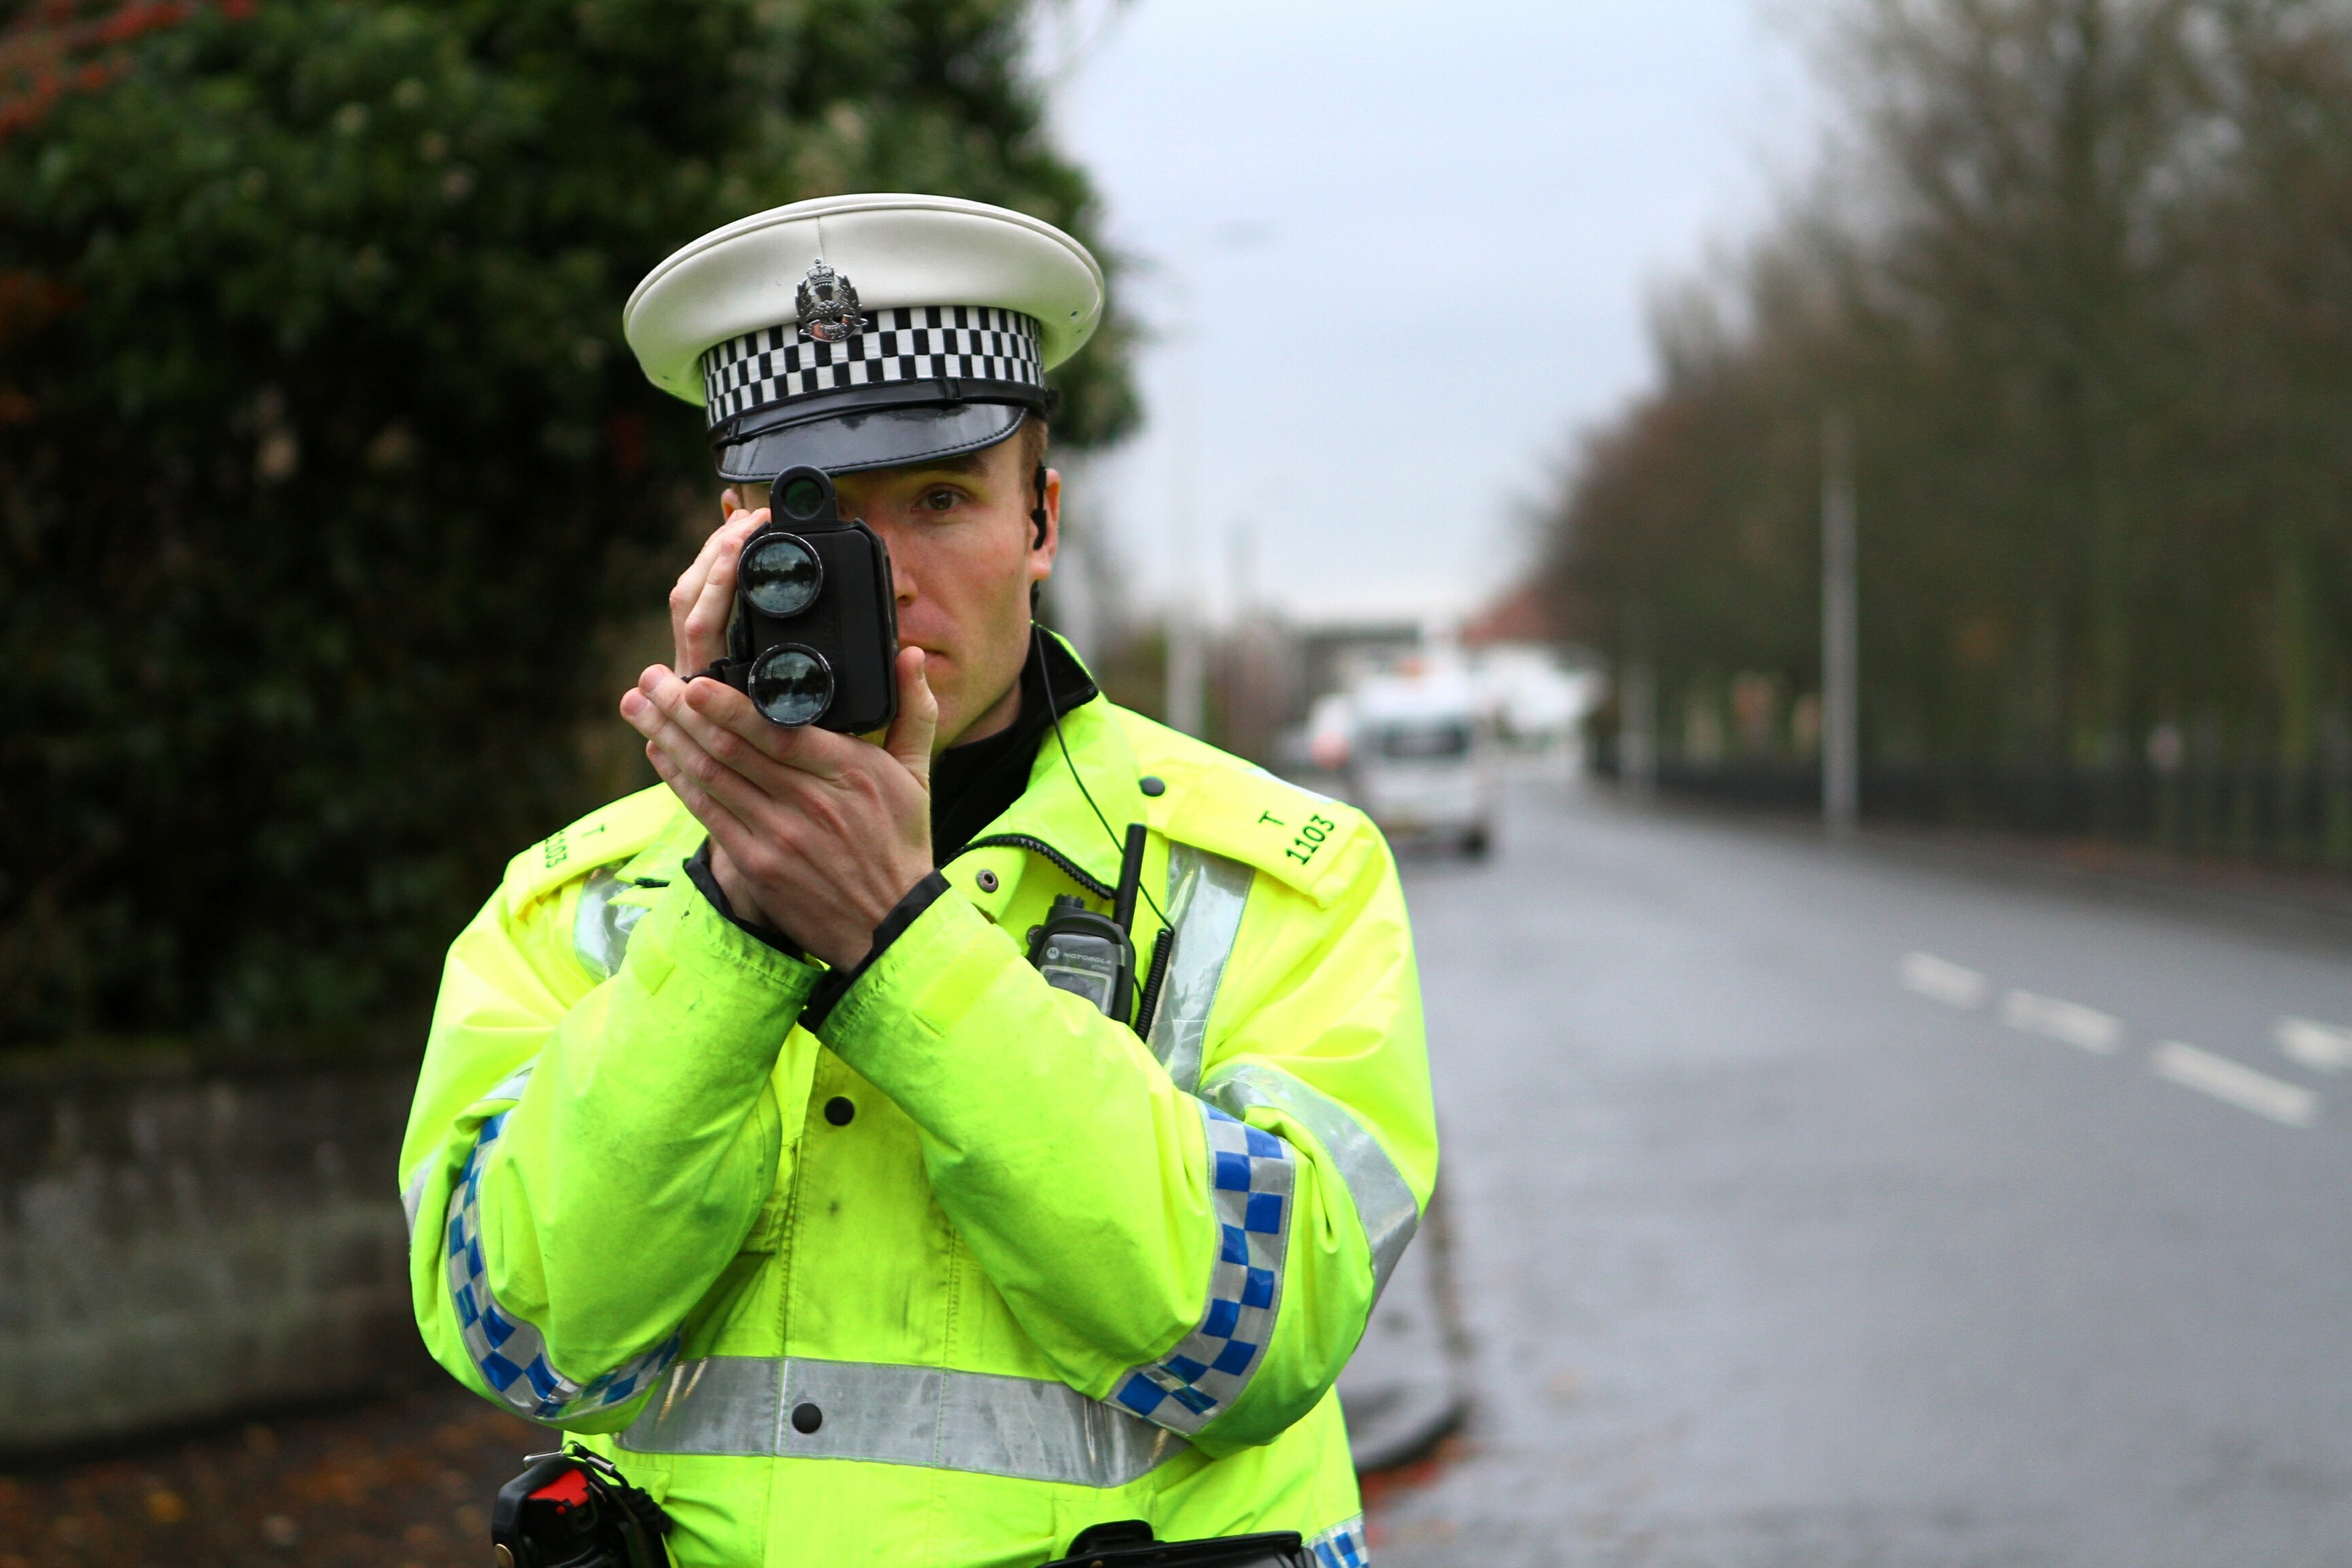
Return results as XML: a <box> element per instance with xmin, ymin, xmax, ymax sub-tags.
<box><xmin>1028</xmin><ymin>824</ymin><xmax>1148</xmax><ymax>1024</ymax></box>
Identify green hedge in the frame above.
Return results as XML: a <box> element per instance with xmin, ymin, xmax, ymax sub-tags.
<box><xmin>0</xmin><ymin>0</ymin><xmax>1135</xmax><ymax>1045</ymax></box>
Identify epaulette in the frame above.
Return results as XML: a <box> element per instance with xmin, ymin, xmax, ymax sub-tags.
<box><xmin>499</xmin><ymin>785</ymin><xmax>690</xmax><ymax>916</ymax></box>
<box><xmin>1114</xmin><ymin>711</ymin><xmax>1371</xmax><ymax>909</ymax></box>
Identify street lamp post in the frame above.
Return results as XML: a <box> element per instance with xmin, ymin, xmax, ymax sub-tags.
<box><xmin>1164</xmin><ymin>317</ymin><xmax>1206</xmax><ymax>735</ymax></box>
<box><xmin>1159</xmin><ymin>223</ymin><xmax>1270</xmax><ymax>738</ymax></box>
<box><xmin>1822</xmin><ymin>411</ymin><xmax>1858</xmax><ymax>833</ymax></box>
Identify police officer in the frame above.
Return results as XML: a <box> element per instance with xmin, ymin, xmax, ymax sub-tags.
<box><xmin>399</xmin><ymin>194</ymin><xmax>1435</xmax><ymax>1568</ymax></box>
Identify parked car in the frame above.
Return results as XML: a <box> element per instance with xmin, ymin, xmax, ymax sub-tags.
<box><xmin>1345</xmin><ymin>672</ymin><xmax>1495</xmax><ymax>857</ymax></box>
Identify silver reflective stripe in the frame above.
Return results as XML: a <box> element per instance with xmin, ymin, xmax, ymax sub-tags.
<box><xmin>618</xmin><ymin>1356</ymin><xmax>1188</xmax><ymax>1486</ymax></box>
<box><xmin>1204</xmin><ymin>1062</ymin><xmax>1421</xmax><ymax>1303</ymax></box>
<box><xmin>403</xmin><ymin>1061</ymin><xmax>536</xmax><ymax>1241</ymax></box>
<box><xmin>483</xmin><ymin>1062</ymin><xmax>536</xmax><ymax>1103</ymax></box>
<box><xmin>401</xmin><ymin>1161</ymin><xmax>432</xmax><ymax>1239</ymax></box>
<box><xmin>574</xmin><ymin>867</ymin><xmax>648</xmax><ymax>981</ymax></box>
<box><xmin>624</xmin><ymin>1355</ymin><xmax>776</xmax><ymax>1453</ymax></box>
<box><xmin>1148</xmin><ymin>845</ymin><xmax>1255</xmax><ymax>1093</ymax></box>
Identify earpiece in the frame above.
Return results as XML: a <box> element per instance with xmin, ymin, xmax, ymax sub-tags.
<box><xmin>1031</xmin><ymin>462</ymin><xmax>1050</xmax><ymax>549</ymax></box>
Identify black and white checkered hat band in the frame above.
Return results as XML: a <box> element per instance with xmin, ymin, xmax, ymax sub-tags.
<box><xmin>700</xmin><ymin>306</ymin><xmax>1045</xmax><ymax>428</ymax></box>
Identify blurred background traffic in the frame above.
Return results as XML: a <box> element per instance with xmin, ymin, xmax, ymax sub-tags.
<box><xmin>12</xmin><ymin>1</ymin><xmax>2352</xmax><ymax>1564</ymax></box>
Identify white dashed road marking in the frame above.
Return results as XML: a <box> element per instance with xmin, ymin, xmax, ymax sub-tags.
<box><xmin>1897</xmin><ymin>955</ymin><xmax>2327</xmax><ymax>1129</ymax></box>
<box><xmin>2000</xmin><ymin>990</ymin><xmax>2125</xmax><ymax>1055</ymax></box>
<box><xmin>2151</xmin><ymin>1042</ymin><xmax>2318</xmax><ymax>1128</ymax></box>
<box><xmin>2277</xmin><ymin>1017</ymin><xmax>2352</xmax><ymax>1074</ymax></box>
<box><xmin>1902</xmin><ymin>952</ymin><xmax>1988</xmax><ymax>1008</ymax></box>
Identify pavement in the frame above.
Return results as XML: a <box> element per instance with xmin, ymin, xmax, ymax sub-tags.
<box><xmin>0</xmin><ymin>1385</ymin><xmax>538</xmax><ymax>1568</ymax></box>
<box><xmin>1337</xmin><ymin>1177</ymin><xmax>1470</xmax><ymax>1473</ymax></box>
<box><xmin>1366</xmin><ymin>777</ymin><xmax>2352</xmax><ymax>1567</ymax></box>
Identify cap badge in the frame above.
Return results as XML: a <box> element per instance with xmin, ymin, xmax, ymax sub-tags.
<box><xmin>796</xmin><ymin>258</ymin><xmax>867</xmax><ymax>343</ymax></box>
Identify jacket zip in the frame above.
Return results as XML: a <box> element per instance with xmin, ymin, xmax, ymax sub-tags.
<box><xmin>957</xmin><ymin>833</ymin><xmax>1116</xmax><ymax>901</ymax></box>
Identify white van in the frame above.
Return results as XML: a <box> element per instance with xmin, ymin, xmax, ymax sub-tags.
<box><xmin>1344</xmin><ymin>672</ymin><xmax>1495</xmax><ymax>857</ymax></box>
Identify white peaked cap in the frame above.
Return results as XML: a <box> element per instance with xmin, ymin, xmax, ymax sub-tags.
<box><xmin>626</xmin><ymin>193</ymin><xmax>1106</xmax><ymax>403</ymax></box>
<box><xmin>624</xmin><ymin>195</ymin><xmax>1104</xmax><ymax>480</ymax></box>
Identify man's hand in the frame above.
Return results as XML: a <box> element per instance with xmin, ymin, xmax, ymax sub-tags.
<box><xmin>668</xmin><ymin>489</ymin><xmax>767</xmax><ymax>674</ymax></box>
<box><xmin>620</xmin><ymin>645</ymin><xmax>939</xmax><ymax>971</ymax></box>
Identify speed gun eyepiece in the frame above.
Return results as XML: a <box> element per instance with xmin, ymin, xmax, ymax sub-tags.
<box><xmin>776</xmin><ymin>473</ymin><xmax>829</xmax><ymax>521</ymax></box>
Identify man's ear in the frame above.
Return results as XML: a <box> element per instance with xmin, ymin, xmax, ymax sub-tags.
<box><xmin>1027</xmin><ymin>464</ymin><xmax>1058</xmax><ymax>612</ymax></box>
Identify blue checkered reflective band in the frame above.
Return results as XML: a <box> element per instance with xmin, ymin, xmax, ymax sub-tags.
<box><xmin>1110</xmin><ymin>1102</ymin><xmax>1295</xmax><ymax>1434</ymax></box>
<box><xmin>1304</xmin><ymin>1516</ymin><xmax>1369</xmax><ymax>1568</ymax></box>
<box><xmin>442</xmin><ymin>1071</ymin><xmax>679</xmax><ymax>1424</ymax></box>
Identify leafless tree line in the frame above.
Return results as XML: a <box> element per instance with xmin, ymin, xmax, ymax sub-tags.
<box><xmin>1547</xmin><ymin>0</ymin><xmax>2352</xmax><ymax>861</ymax></box>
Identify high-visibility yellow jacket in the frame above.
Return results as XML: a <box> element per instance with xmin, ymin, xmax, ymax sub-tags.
<box><xmin>399</xmin><ymin>679</ymin><xmax>1436</xmax><ymax>1568</ymax></box>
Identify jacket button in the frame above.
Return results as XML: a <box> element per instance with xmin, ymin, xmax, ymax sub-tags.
<box><xmin>975</xmin><ymin>868</ymin><xmax>1000</xmax><ymax>893</ymax></box>
<box><xmin>791</xmin><ymin>1402</ymin><xmax>822</xmax><ymax>1434</ymax></box>
<box><xmin>824</xmin><ymin>1096</ymin><xmax>855</xmax><ymax>1126</ymax></box>
<box><xmin>1139</xmin><ymin>775</ymin><xmax>1165</xmax><ymax>797</ymax></box>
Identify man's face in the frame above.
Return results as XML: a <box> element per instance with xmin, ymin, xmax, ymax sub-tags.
<box><xmin>823</xmin><ymin>433</ymin><xmax>1055</xmax><ymax>751</ymax></box>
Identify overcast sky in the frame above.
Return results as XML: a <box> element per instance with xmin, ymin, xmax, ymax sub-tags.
<box><xmin>1045</xmin><ymin>0</ymin><xmax>1818</xmax><ymax>627</ymax></box>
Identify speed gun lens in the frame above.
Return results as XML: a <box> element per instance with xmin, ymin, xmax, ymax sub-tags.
<box><xmin>748</xmin><ymin>645</ymin><xmax>833</xmax><ymax>726</ymax></box>
<box><xmin>741</xmin><ymin>534</ymin><xmax>822</xmax><ymax>618</ymax></box>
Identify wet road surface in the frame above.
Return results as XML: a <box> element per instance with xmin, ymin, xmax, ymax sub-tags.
<box><xmin>1376</xmin><ymin>783</ymin><xmax>2352</xmax><ymax>1567</ymax></box>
